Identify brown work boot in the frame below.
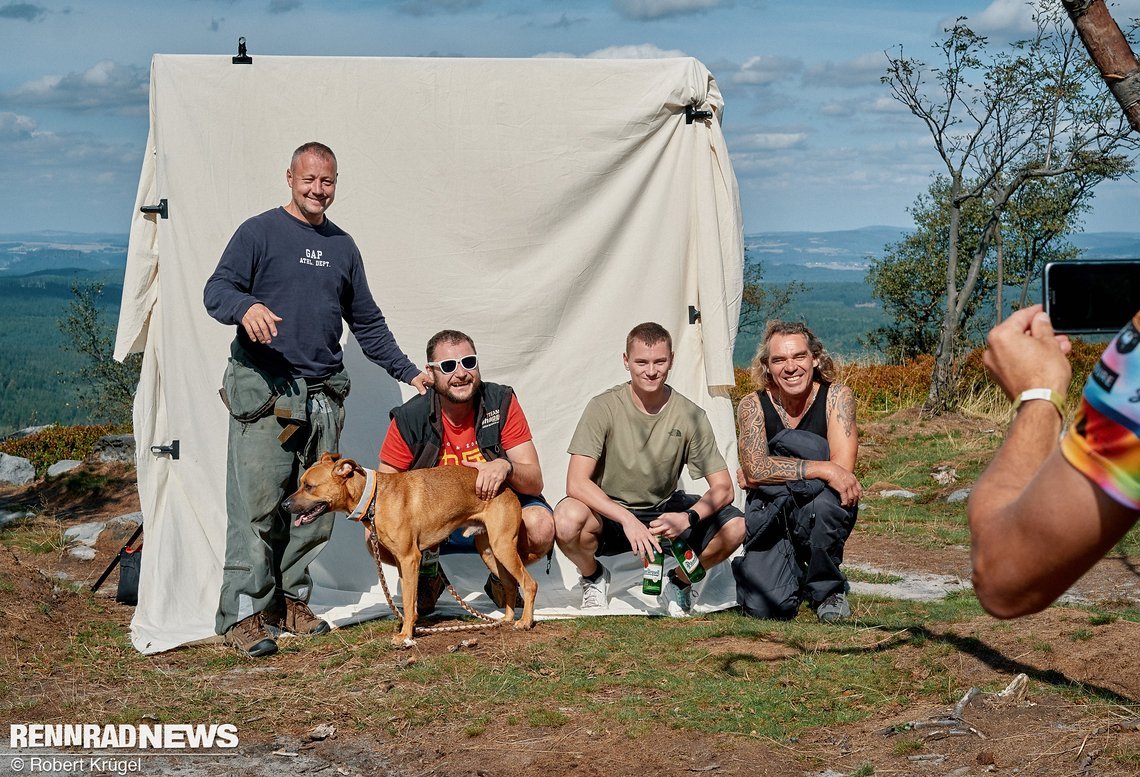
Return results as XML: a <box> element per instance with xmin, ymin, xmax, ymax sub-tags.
<box><xmin>266</xmin><ymin>598</ymin><xmax>331</xmax><ymax>636</ymax></box>
<box><xmin>484</xmin><ymin>573</ymin><xmax>521</xmax><ymax>610</ymax></box>
<box><xmin>224</xmin><ymin>613</ymin><xmax>278</xmax><ymax>657</ymax></box>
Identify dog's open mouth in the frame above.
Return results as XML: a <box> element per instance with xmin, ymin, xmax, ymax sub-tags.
<box><xmin>293</xmin><ymin>502</ymin><xmax>330</xmax><ymax>527</ymax></box>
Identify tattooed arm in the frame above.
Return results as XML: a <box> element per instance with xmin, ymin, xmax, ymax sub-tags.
<box><xmin>823</xmin><ymin>383</ymin><xmax>861</xmax><ymax>506</ymax></box>
<box><xmin>736</xmin><ymin>392</ymin><xmax>806</xmax><ymax>488</ymax></box>
<box><xmin>826</xmin><ymin>383</ymin><xmax>859</xmax><ymax>473</ymax></box>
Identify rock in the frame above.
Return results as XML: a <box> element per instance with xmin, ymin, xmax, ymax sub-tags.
<box><xmin>0</xmin><ymin>509</ymin><xmax>34</xmax><ymax>528</ymax></box>
<box><xmin>947</xmin><ymin>487</ymin><xmax>972</xmax><ymax>503</ymax></box>
<box><xmin>69</xmin><ymin>546</ymin><xmax>97</xmax><ymax>561</ymax></box>
<box><xmin>932</xmin><ymin>464</ymin><xmax>958</xmax><ymax>485</ymax></box>
<box><xmin>65</xmin><ymin>522</ymin><xmax>106</xmax><ymax>546</ymax></box>
<box><xmin>880</xmin><ymin>489</ymin><xmax>918</xmax><ymax>499</ymax></box>
<box><xmin>1</xmin><ymin>424</ymin><xmax>55</xmax><ymax>441</ymax></box>
<box><xmin>91</xmin><ymin>434</ymin><xmax>136</xmax><ymax>465</ymax></box>
<box><xmin>63</xmin><ymin>513</ymin><xmax>143</xmax><ymax>548</ymax></box>
<box><xmin>0</xmin><ymin>453</ymin><xmax>35</xmax><ymax>486</ymax></box>
<box><xmin>47</xmin><ymin>460</ymin><xmax>83</xmax><ymax>478</ymax></box>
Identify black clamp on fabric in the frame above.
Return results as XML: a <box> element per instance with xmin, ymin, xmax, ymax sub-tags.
<box><xmin>685</xmin><ymin>104</ymin><xmax>714</xmax><ymax>124</ymax></box>
<box><xmin>233</xmin><ymin>37</ymin><xmax>252</xmax><ymax>65</ymax></box>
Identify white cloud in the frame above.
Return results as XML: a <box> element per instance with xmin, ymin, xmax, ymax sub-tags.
<box><xmin>731</xmin><ymin>55</ymin><xmax>802</xmax><ymax>87</ymax></box>
<box><xmin>1</xmin><ymin>60</ymin><xmax>148</xmax><ymax>115</ymax></box>
<box><xmin>0</xmin><ymin>111</ymin><xmax>37</xmax><ymax>141</ymax></box>
<box><xmin>807</xmin><ymin>51</ymin><xmax>891</xmax><ymax>88</ymax></box>
<box><xmin>613</xmin><ymin>0</ymin><xmax>722</xmax><ymax>21</ymax></box>
<box><xmin>957</xmin><ymin>0</ymin><xmax>1034</xmax><ymax>38</ymax></box>
<box><xmin>732</xmin><ymin>131</ymin><xmax>808</xmax><ymax>151</ymax></box>
<box><xmin>534</xmin><ymin>43</ymin><xmax>688</xmax><ymax>60</ymax></box>
<box><xmin>586</xmin><ymin>43</ymin><xmax>688</xmax><ymax>59</ymax></box>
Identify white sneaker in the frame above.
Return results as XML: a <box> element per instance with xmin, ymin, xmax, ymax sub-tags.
<box><xmin>580</xmin><ymin>563</ymin><xmax>611</xmax><ymax>610</ymax></box>
<box><xmin>657</xmin><ymin>574</ymin><xmax>692</xmax><ymax>618</ymax></box>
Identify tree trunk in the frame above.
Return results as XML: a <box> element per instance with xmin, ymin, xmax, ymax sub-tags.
<box><xmin>995</xmin><ymin>223</ymin><xmax>1004</xmax><ymax>323</ymax></box>
<box><xmin>1064</xmin><ymin>0</ymin><xmax>1140</xmax><ymax>131</ymax></box>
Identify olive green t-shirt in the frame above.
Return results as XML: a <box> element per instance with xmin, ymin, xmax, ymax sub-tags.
<box><xmin>567</xmin><ymin>382</ymin><xmax>728</xmax><ymax>510</ymax></box>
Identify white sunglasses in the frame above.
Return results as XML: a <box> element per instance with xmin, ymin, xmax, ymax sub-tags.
<box><xmin>427</xmin><ymin>354</ymin><xmax>479</xmax><ymax>374</ymax></box>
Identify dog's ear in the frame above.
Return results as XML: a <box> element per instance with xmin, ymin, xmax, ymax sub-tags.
<box><xmin>333</xmin><ymin>458</ymin><xmax>357</xmax><ymax>479</ymax></box>
<box><xmin>319</xmin><ymin>452</ymin><xmax>341</xmax><ymax>464</ymax></box>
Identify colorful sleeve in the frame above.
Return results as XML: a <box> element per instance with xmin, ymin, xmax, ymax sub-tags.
<box><xmin>378</xmin><ymin>418</ymin><xmax>415</xmax><ymax>471</ymax></box>
<box><xmin>501</xmin><ymin>394</ymin><xmax>534</xmax><ymax>451</ymax></box>
<box><xmin>1060</xmin><ymin>311</ymin><xmax>1140</xmax><ymax>510</ymax></box>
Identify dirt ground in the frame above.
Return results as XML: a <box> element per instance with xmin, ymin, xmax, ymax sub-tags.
<box><xmin>2</xmin><ymin>463</ymin><xmax>1139</xmax><ymax>776</ymax></box>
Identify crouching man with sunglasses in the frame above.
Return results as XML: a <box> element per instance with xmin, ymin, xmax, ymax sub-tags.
<box><xmin>377</xmin><ymin>329</ymin><xmax>556</xmax><ymax>615</ymax></box>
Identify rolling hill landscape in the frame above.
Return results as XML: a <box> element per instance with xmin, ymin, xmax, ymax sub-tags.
<box><xmin>3</xmin><ymin>227</ymin><xmax>1139</xmax><ymax>436</ymax></box>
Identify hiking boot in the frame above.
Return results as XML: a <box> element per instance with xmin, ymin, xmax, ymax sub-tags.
<box><xmin>656</xmin><ymin>571</ymin><xmax>692</xmax><ymax>618</ymax></box>
<box><xmin>484</xmin><ymin>573</ymin><xmax>521</xmax><ymax>610</ymax></box>
<box><xmin>266</xmin><ymin>598</ymin><xmax>331</xmax><ymax>636</ymax></box>
<box><xmin>816</xmin><ymin>592</ymin><xmax>851</xmax><ymax>623</ymax></box>
<box><xmin>416</xmin><ymin>549</ymin><xmax>449</xmax><ymax>617</ymax></box>
<box><xmin>579</xmin><ymin>562</ymin><xmax>611</xmax><ymax>610</ymax></box>
<box><xmin>224</xmin><ymin>613</ymin><xmax>278</xmax><ymax>658</ymax></box>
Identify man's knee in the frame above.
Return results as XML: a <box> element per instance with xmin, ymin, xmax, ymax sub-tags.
<box><xmin>522</xmin><ymin>505</ymin><xmax>555</xmax><ymax>557</ymax></box>
<box><xmin>554</xmin><ymin>498</ymin><xmax>595</xmax><ymax>545</ymax></box>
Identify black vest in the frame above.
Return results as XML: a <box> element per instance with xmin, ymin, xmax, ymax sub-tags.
<box><xmin>758</xmin><ymin>383</ymin><xmax>831</xmax><ymax>447</ymax></box>
<box><xmin>389</xmin><ymin>382</ymin><xmax>515</xmax><ymax>470</ymax></box>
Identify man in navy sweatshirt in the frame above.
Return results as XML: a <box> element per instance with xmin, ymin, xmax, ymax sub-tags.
<box><xmin>204</xmin><ymin>141</ymin><xmax>428</xmax><ymax>657</ymax></box>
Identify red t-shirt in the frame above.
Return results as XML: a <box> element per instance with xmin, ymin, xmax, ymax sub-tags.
<box><xmin>379</xmin><ymin>394</ymin><xmax>533</xmax><ymax>470</ymax></box>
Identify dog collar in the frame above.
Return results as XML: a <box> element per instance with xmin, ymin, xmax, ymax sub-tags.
<box><xmin>346</xmin><ymin>468</ymin><xmax>377</xmax><ymax>522</ymax></box>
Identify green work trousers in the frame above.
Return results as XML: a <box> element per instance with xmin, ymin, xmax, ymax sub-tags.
<box><xmin>214</xmin><ymin>348</ymin><xmax>348</xmax><ymax>634</ymax></box>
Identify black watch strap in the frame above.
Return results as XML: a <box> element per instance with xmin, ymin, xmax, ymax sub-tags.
<box><xmin>686</xmin><ymin>509</ymin><xmax>701</xmax><ymax>529</ymax></box>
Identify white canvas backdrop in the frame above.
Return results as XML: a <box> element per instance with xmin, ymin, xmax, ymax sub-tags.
<box><xmin>117</xmin><ymin>54</ymin><xmax>744</xmax><ymax>654</ymax></box>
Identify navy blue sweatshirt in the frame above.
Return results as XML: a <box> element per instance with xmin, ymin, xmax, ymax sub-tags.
<box><xmin>203</xmin><ymin>207</ymin><xmax>419</xmax><ymax>381</ymax></box>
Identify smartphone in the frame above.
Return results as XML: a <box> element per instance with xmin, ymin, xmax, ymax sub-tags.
<box><xmin>1043</xmin><ymin>259</ymin><xmax>1140</xmax><ymax>334</ymax></box>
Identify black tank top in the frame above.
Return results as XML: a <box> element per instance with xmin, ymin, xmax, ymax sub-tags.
<box><xmin>758</xmin><ymin>382</ymin><xmax>830</xmax><ymax>444</ymax></box>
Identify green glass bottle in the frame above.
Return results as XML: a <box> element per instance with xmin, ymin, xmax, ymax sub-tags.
<box><xmin>670</xmin><ymin>536</ymin><xmax>705</xmax><ymax>583</ymax></box>
<box><xmin>421</xmin><ymin>546</ymin><xmax>441</xmax><ymax>578</ymax></box>
<box><xmin>642</xmin><ymin>550</ymin><xmax>664</xmax><ymax>594</ymax></box>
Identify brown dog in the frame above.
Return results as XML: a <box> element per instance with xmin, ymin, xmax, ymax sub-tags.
<box><xmin>282</xmin><ymin>452</ymin><xmax>537</xmax><ymax>646</ymax></box>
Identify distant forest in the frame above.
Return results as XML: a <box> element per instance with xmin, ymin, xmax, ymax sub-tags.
<box><xmin>0</xmin><ymin>269</ymin><xmax>123</xmax><ymax>436</ymax></box>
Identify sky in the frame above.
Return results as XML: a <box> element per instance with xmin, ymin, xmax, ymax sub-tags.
<box><xmin>3</xmin><ymin>0</ymin><xmax>1140</xmax><ymax>237</ymax></box>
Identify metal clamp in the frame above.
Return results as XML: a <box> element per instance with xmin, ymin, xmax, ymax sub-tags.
<box><xmin>233</xmin><ymin>36</ymin><xmax>252</xmax><ymax>65</ymax></box>
<box><xmin>150</xmin><ymin>440</ymin><xmax>180</xmax><ymax>460</ymax></box>
<box><xmin>685</xmin><ymin>104</ymin><xmax>714</xmax><ymax>124</ymax></box>
<box><xmin>139</xmin><ymin>198</ymin><xmax>168</xmax><ymax>219</ymax></box>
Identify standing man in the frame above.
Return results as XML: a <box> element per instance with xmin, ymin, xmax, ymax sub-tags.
<box><xmin>554</xmin><ymin>322</ymin><xmax>744</xmax><ymax>617</ymax></box>
<box><xmin>204</xmin><ymin>141</ymin><xmax>428</xmax><ymax>657</ymax></box>
<box><xmin>735</xmin><ymin>321</ymin><xmax>860</xmax><ymax>623</ymax></box>
<box><xmin>969</xmin><ymin>305</ymin><xmax>1140</xmax><ymax>618</ymax></box>
<box><xmin>378</xmin><ymin>329</ymin><xmax>555</xmax><ymax>613</ymax></box>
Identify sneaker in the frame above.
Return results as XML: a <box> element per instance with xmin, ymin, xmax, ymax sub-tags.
<box><xmin>266</xmin><ymin>598</ymin><xmax>331</xmax><ymax>636</ymax></box>
<box><xmin>816</xmin><ymin>592</ymin><xmax>851</xmax><ymax>623</ymax></box>
<box><xmin>657</xmin><ymin>572</ymin><xmax>692</xmax><ymax>618</ymax></box>
<box><xmin>224</xmin><ymin>613</ymin><xmax>278</xmax><ymax>657</ymax></box>
<box><xmin>416</xmin><ymin>557</ymin><xmax>449</xmax><ymax>617</ymax></box>
<box><xmin>484</xmin><ymin>573</ymin><xmax>521</xmax><ymax>610</ymax></box>
<box><xmin>579</xmin><ymin>563</ymin><xmax>611</xmax><ymax>610</ymax></box>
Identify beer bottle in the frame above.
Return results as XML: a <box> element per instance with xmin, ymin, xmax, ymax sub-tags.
<box><xmin>670</xmin><ymin>536</ymin><xmax>705</xmax><ymax>583</ymax></box>
<box><xmin>642</xmin><ymin>550</ymin><xmax>664</xmax><ymax>595</ymax></box>
<box><xmin>421</xmin><ymin>546</ymin><xmax>441</xmax><ymax>578</ymax></box>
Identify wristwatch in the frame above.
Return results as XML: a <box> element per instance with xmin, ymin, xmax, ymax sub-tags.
<box><xmin>685</xmin><ymin>509</ymin><xmax>701</xmax><ymax>529</ymax></box>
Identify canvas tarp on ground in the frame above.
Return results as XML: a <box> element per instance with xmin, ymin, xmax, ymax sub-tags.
<box><xmin>116</xmin><ymin>54</ymin><xmax>744</xmax><ymax>654</ymax></box>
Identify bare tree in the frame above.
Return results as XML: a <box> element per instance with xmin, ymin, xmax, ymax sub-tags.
<box><xmin>884</xmin><ymin>2</ymin><xmax>1135</xmax><ymax>412</ymax></box>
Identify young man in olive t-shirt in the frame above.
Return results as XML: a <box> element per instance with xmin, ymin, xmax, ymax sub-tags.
<box><xmin>553</xmin><ymin>322</ymin><xmax>744</xmax><ymax>616</ymax></box>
